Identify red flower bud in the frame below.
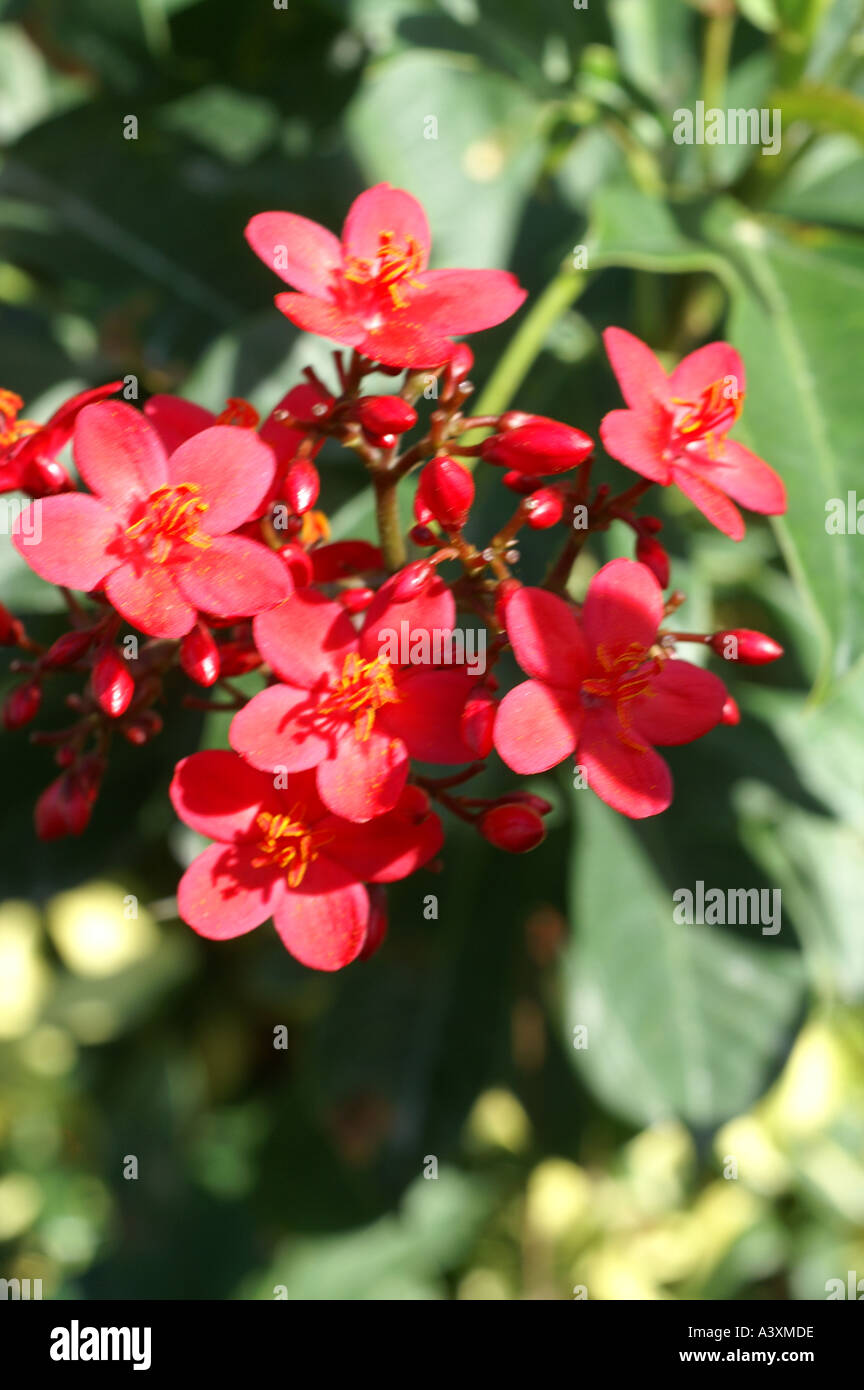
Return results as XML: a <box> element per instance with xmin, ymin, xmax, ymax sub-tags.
<box><xmin>0</xmin><ymin>602</ymin><xmax>23</xmax><ymax>647</ymax></box>
<box><xmin>502</xmin><ymin>470</ymin><xmax>539</xmax><ymax>495</ymax></box>
<box><xmin>445</xmin><ymin>344</ymin><xmax>474</xmax><ymax>388</ymax></box>
<box><xmin>409</xmin><ymin>523</ymin><xmax>439</xmax><ymax>547</ymax></box>
<box><xmin>35</xmin><ymin>769</ymin><xmax>95</xmax><ymax>840</ymax></box>
<box><xmin>22</xmin><ymin>454</ymin><xmax>73</xmax><ymax>496</ymax></box>
<box><xmin>355</xmin><ymin>395</ymin><xmax>418</xmax><ymax>445</ymax></box>
<box><xmin>121</xmin><ymin>710</ymin><xmax>163</xmax><ymax>745</ymax></box>
<box><xmin>399</xmin><ymin>785</ymin><xmax>431</xmax><ymax>819</ymax></box>
<box><xmin>636</xmin><ymin>534</ymin><xmax>669</xmax><ymax>588</ymax></box>
<box><xmin>41</xmin><ymin>628</ymin><xmax>97</xmax><ymax>669</ymax></box>
<box><xmin>497</xmin><ymin>791</ymin><xmax>553</xmax><ymax>816</ymax></box>
<box><xmin>481</xmin><ymin>416</ymin><xmax>593</xmax><ymax>476</ymax></box>
<box><xmin>461</xmin><ymin>691</ymin><xmax>496</xmax><ymax>759</ymax></box>
<box><xmin>479</xmin><ymin>802</ymin><xmax>546</xmax><ymax>854</ymax></box>
<box><xmin>3</xmin><ymin>679</ymin><xmax>42</xmax><ymax>730</ymax></box>
<box><xmin>180</xmin><ymin>624</ymin><xmax>220</xmax><ymax>687</ymax></box>
<box><xmin>415</xmin><ymin>455</ymin><xmax>474</xmax><ymax>530</ymax></box>
<box><xmin>720</xmin><ymin>695</ymin><xmax>741</xmax><ymax>725</ymax></box>
<box><xmin>92</xmin><ymin>649</ymin><xmax>134</xmax><ymax>717</ymax></box>
<box><xmin>391</xmin><ymin>560</ymin><xmax>434</xmax><ymax>602</ymax></box>
<box><xmin>524</xmin><ymin>487</ymin><xmax>565</xmax><ymax>530</ymax></box>
<box><xmin>281</xmin><ymin>458</ymin><xmax>320</xmax><ymax>515</ymax></box>
<box><xmin>338</xmin><ymin>586</ymin><xmax>375</xmax><ymax>614</ymax></box>
<box><xmin>709</xmin><ymin>629</ymin><xmax>783</xmax><ymax>665</ymax></box>
<box><xmin>277</xmin><ymin>542</ymin><xmax>313</xmax><ymax>587</ymax></box>
<box><xmin>359</xmin><ymin>885</ymin><xmax>388</xmax><ymax>961</ymax></box>
<box><xmin>217</xmin><ymin>641</ymin><xmax>263</xmax><ymax>677</ymax></box>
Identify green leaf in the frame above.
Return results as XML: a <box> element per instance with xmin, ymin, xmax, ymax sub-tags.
<box><xmin>561</xmin><ymin>794</ymin><xmax>805</xmax><ymax>1129</ymax></box>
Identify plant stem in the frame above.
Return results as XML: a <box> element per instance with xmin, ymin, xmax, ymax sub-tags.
<box><xmin>701</xmin><ymin>6</ymin><xmax>736</xmax><ymax>185</ymax></box>
<box><xmin>474</xmin><ymin>262</ymin><xmax>588</xmax><ymax>419</ymax></box>
<box><xmin>373</xmin><ymin>472</ymin><xmax>406</xmax><ymax>571</ymax></box>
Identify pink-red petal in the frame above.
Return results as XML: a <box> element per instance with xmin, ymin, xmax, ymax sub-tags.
<box><xmin>253</xmin><ymin>589</ymin><xmax>358</xmax><ymax>687</ymax></box>
<box><xmin>494</xmin><ymin>679</ymin><xmax>582</xmax><ymax>775</ymax></box>
<box><xmin>144</xmin><ymin>396</ymin><xmax>214</xmax><ymax>453</ymax></box>
<box><xmin>407</xmin><ymin>268</ymin><xmax>526</xmax><ymax>334</ymax></box>
<box><xmin>581</xmin><ymin>558</ymin><xmax>664</xmax><ymax>663</ymax></box>
<box><xmin>672</xmin><ymin>464</ymin><xmax>745</xmax><ymax>540</ymax></box>
<box><xmin>599</xmin><ymin>407</ymin><xmax>672</xmax><ymax>484</ymax></box>
<box><xmin>229</xmin><ymin>683</ymin><xmax>332</xmax><ymax>773</ymax></box>
<box><xmin>105</xmin><ymin>558</ymin><xmax>195</xmax><ymax>638</ymax></box>
<box><xmin>341</xmin><ymin>184</ymin><xmax>430</xmax><ymax>267</ymax></box>
<box><xmin>630</xmin><ymin>660</ymin><xmax>726</xmax><ymax>747</ymax></box>
<box><xmin>245</xmin><ymin>211</ymin><xmax>343</xmax><ymax>295</ymax></box>
<box><xmin>174</xmin><ymin>535</ymin><xmax>291</xmax><ymax>619</ymax></box>
<box><xmin>274</xmin><ymin>292</ymin><xmax>366</xmax><ymax>348</ymax></box>
<box><xmin>272</xmin><ymin>858</ymin><xmax>368</xmax><ymax>971</ymax></box>
<box><xmin>668</xmin><ymin>341</ymin><xmax>745</xmax><ymax>402</ymax></box>
<box><xmin>579</xmin><ymin>709</ymin><xmax>672</xmax><ymax>819</ymax></box>
<box><xmin>13</xmin><ymin>493</ymin><xmax>117</xmax><ymax>590</ymax></box>
<box><xmin>74</xmin><ymin>401</ymin><xmax>167</xmax><ymax>506</ymax></box>
<box><xmin>170</xmin><ymin>750</ymin><xmax>280</xmax><ymax>842</ymax></box>
<box><xmin>382</xmin><ymin>669</ymin><xmax>475</xmax><ymax>763</ymax></box>
<box><xmin>691</xmin><ymin>440</ymin><xmax>786</xmax><ymax>516</ymax></box>
<box><xmin>603</xmin><ymin>327</ymin><xmax>670</xmax><ymax>411</ymax></box>
<box><xmin>167</xmin><ymin>426</ymin><xmax>277</xmax><ymax>535</ymax></box>
<box><xmin>503</xmin><ymin>587</ymin><xmax>589</xmax><ymax>690</ymax></box>
<box><xmin>316</xmin><ymin>727</ymin><xmax>408</xmax><ymax>822</ymax></box>
<box><xmin>178</xmin><ymin>843</ymin><xmax>284</xmax><ymax>940</ymax></box>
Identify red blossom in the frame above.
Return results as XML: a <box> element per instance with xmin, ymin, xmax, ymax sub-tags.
<box><xmin>12</xmin><ymin>401</ymin><xmax>291</xmax><ymax>639</ymax></box>
<box><xmin>245</xmin><ymin>183</ymin><xmax>526</xmax><ymax>368</ymax></box>
<box><xmin>600</xmin><ymin>328</ymin><xmax>786</xmax><ymax>540</ymax></box>
<box><xmin>170</xmin><ymin>750</ymin><xmax>442</xmax><ymax>970</ymax></box>
<box><xmin>230</xmin><ymin>575</ymin><xmax>479</xmax><ymax>822</ymax></box>
<box><xmin>494</xmin><ymin>559</ymin><xmax>726</xmax><ymax>818</ymax></box>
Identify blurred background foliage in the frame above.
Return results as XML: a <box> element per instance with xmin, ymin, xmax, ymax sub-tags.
<box><xmin>1</xmin><ymin>0</ymin><xmax>864</xmax><ymax>1299</ymax></box>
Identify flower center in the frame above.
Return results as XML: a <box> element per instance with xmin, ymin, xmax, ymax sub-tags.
<box><xmin>318</xmin><ymin>652</ymin><xmax>400</xmax><ymax>741</ymax></box>
<box><xmin>669</xmin><ymin>378</ymin><xmax>743</xmax><ymax>459</ymax></box>
<box><xmin>125</xmin><ymin>483</ymin><xmax>211</xmax><ymax>562</ymax></box>
<box><xmin>342</xmin><ymin>230</ymin><xmax>426</xmax><ymax>311</ymax></box>
<box><xmin>215</xmin><ymin>397</ymin><xmax>259</xmax><ymax>428</ymax></box>
<box><xmin>250</xmin><ymin>809</ymin><xmax>330</xmax><ymax>887</ymax></box>
<box><xmin>0</xmin><ymin>389</ymin><xmax>39</xmax><ymax>449</ymax></box>
<box><xmin>582</xmin><ymin>642</ymin><xmax>659</xmax><ymax>749</ymax></box>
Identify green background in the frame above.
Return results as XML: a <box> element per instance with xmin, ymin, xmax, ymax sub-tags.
<box><xmin>1</xmin><ymin>0</ymin><xmax>863</xmax><ymax>1300</ymax></box>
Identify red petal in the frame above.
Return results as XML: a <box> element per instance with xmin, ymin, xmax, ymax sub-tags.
<box><xmin>581</xmin><ymin>558</ymin><xmax>663</xmax><ymax>662</ymax></box>
<box><xmin>360</xmin><ymin>572</ymin><xmax>455</xmax><ymax>662</ymax></box>
<box><xmin>74</xmin><ymin>401</ymin><xmax>167</xmax><ymax>507</ymax></box>
<box><xmin>170</xmin><ymin>750</ymin><xmax>279</xmax><ymax>841</ymax></box>
<box><xmin>503</xmin><ymin>587</ymin><xmax>589</xmax><ymax>690</ymax></box>
<box><xmin>603</xmin><ymin>327</ymin><xmax>669</xmax><ymax>410</ymax></box>
<box><xmin>330</xmin><ymin>803</ymin><xmax>444</xmax><ymax>883</ymax></box>
<box><xmin>357</xmin><ymin>320</ymin><xmax>456</xmax><ymax>369</ymax></box>
<box><xmin>253</xmin><ymin>589</ymin><xmax>357</xmax><ymax>687</ymax></box>
<box><xmin>13</xmin><ymin>493</ymin><xmax>117</xmax><ymax>590</ymax></box>
<box><xmin>630</xmin><ymin>660</ymin><xmax>726</xmax><ymax>746</ymax></box>
<box><xmin>672</xmin><ymin>465</ymin><xmax>745</xmax><ymax>540</ymax></box>
<box><xmin>342</xmin><ymin>184</ymin><xmax>430</xmax><ymax>267</ymax></box>
<box><xmin>274</xmin><ymin>292</ymin><xmax>366</xmax><ymax>348</ymax></box>
<box><xmin>175</xmin><ymin>536</ymin><xmax>291</xmax><ymax>619</ymax></box>
<box><xmin>168</xmin><ymin>426</ymin><xmax>277</xmax><ymax>535</ymax></box>
<box><xmin>494</xmin><ymin>679</ymin><xmax>582</xmax><ymax>774</ymax></box>
<box><xmin>316</xmin><ymin>728</ymin><xmax>408</xmax><ymax>822</ymax></box>
<box><xmin>105</xmin><ymin>558</ymin><xmax>195</xmax><ymax>637</ymax></box>
<box><xmin>668</xmin><ymin>341</ymin><xmax>745</xmax><ymax>401</ymax></box>
<box><xmin>579</xmin><ymin>709</ymin><xmax>672</xmax><ymax>818</ymax></box>
<box><xmin>408</xmin><ymin>269</ymin><xmax>526</xmax><ymax>334</ymax></box>
<box><xmin>245</xmin><ymin>211</ymin><xmax>343</xmax><ymax>295</ymax></box>
<box><xmin>178</xmin><ymin>843</ymin><xmax>283</xmax><ymax>940</ymax></box>
<box><xmin>229</xmin><ymin>683</ymin><xmax>331</xmax><ymax>773</ymax></box>
<box><xmin>144</xmin><ymin>396</ymin><xmax>214</xmax><ymax>453</ymax></box>
<box><xmin>272</xmin><ymin>858</ymin><xmax>368</xmax><ymax>971</ymax></box>
<box><xmin>690</xmin><ymin>440</ymin><xmax>786</xmax><ymax>516</ymax></box>
<box><xmin>599</xmin><ymin>407</ymin><xmax>672</xmax><ymax>484</ymax></box>
<box><xmin>382</xmin><ymin>670</ymin><xmax>475</xmax><ymax>763</ymax></box>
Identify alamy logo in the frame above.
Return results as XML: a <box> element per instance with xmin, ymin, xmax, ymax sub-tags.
<box><xmin>50</xmin><ymin>1321</ymin><xmax>152</xmax><ymax>1371</ymax></box>
<box><xmin>673</xmin><ymin>101</ymin><xmax>781</xmax><ymax>156</ymax></box>
<box><xmin>0</xmin><ymin>1276</ymin><xmax>42</xmax><ymax>1299</ymax></box>
<box><xmin>826</xmin><ymin>1272</ymin><xmax>864</xmax><ymax>1299</ymax></box>
<box><xmin>376</xmin><ymin>622</ymin><xmax>486</xmax><ymax>677</ymax></box>
<box><xmin>673</xmin><ymin>882</ymin><xmax>781</xmax><ymax>935</ymax></box>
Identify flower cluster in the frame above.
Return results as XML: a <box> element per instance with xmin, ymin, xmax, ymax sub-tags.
<box><xmin>1</xmin><ymin>183</ymin><xmax>786</xmax><ymax>970</ymax></box>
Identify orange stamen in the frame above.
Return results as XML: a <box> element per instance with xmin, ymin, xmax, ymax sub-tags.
<box><xmin>125</xmin><ymin>483</ymin><xmax>210</xmax><ymax>562</ymax></box>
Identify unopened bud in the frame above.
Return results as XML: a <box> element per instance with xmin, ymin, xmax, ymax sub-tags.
<box><xmin>41</xmin><ymin>628</ymin><xmax>96</xmax><ymax>669</ymax></box>
<box><xmin>355</xmin><ymin>395</ymin><xmax>418</xmax><ymax>445</ymax></box>
<box><xmin>180</xmin><ymin>624</ymin><xmax>220</xmax><ymax>687</ymax></box>
<box><xmin>479</xmin><ymin>802</ymin><xmax>546</xmax><ymax>853</ymax></box>
<box><xmin>461</xmin><ymin>692</ymin><xmax>496</xmax><ymax>759</ymax></box>
<box><xmin>415</xmin><ymin>455</ymin><xmax>474</xmax><ymax>530</ymax></box>
<box><xmin>391</xmin><ymin>560</ymin><xmax>434</xmax><ymax>602</ymax></box>
<box><xmin>709</xmin><ymin>629</ymin><xmax>783</xmax><ymax>665</ymax></box>
<box><xmin>482</xmin><ymin>416</ymin><xmax>593</xmax><ymax>476</ymax></box>
<box><xmin>636</xmin><ymin>534</ymin><xmax>669</xmax><ymax>588</ymax></box>
<box><xmin>3</xmin><ymin>679</ymin><xmax>41</xmax><ymax>730</ymax></box>
<box><xmin>524</xmin><ymin>487</ymin><xmax>565</xmax><ymax>530</ymax></box>
<box><xmin>338</xmin><ymin>586</ymin><xmax>375</xmax><ymax>614</ymax></box>
<box><xmin>720</xmin><ymin>695</ymin><xmax>741</xmax><ymax>725</ymax></box>
<box><xmin>281</xmin><ymin>458</ymin><xmax>320</xmax><ymax>515</ymax></box>
<box><xmin>92</xmin><ymin>648</ymin><xmax>134</xmax><ymax>717</ymax></box>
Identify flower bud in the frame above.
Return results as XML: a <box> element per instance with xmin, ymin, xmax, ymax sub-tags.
<box><xmin>524</xmin><ymin>487</ymin><xmax>565</xmax><ymax>530</ymax></box>
<box><xmin>391</xmin><ymin>560</ymin><xmax>434</xmax><ymax>602</ymax></box>
<box><xmin>481</xmin><ymin>417</ymin><xmax>593</xmax><ymax>476</ymax></box>
<box><xmin>355</xmin><ymin>395</ymin><xmax>418</xmax><ymax>445</ymax></box>
<box><xmin>180</xmin><ymin>624</ymin><xmax>220</xmax><ymax>687</ymax></box>
<box><xmin>409</xmin><ymin>523</ymin><xmax>439</xmax><ymax>547</ymax></box>
<box><xmin>636</xmin><ymin>534</ymin><xmax>669</xmax><ymax>588</ymax></box>
<box><xmin>709</xmin><ymin>629</ymin><xmax>783</xmax><ymax>665</ymax></box>
<box><xmin>338</xmin><ymin>586</ymin><xmax>375</xmax><ymax>614</ymax></box>
<box><xmin>281</xmin><ymin>458</ymin><xmax>320</xmax><ymax>515</ymax></box>
<box><xmin>502</xmin><ymin>470</ymin><xmax>539</xmax><ymax>495</ymax></box>
<box><xmin>497</xmin><ymin>791</ymin><xmax>554</xmax><ymax>816</ymax></box>
<box><xmin>35</xmin><ymin>770</ymin><xmax>95</xmax><ymax>840</ymax></box>
<box><xmin>359</xmin><ymin>885</ymin><xmax>388</xmax><ymax>961</ymax></box>
<box><xmin>0</xmin><ymin>602</ymin><xmax>23</xmax><ymax>646</ymax></box>
<box><xmin>479</xmin><ymin>802</ymin><xmax>546</xmax><ymax>853</ymax></box>
<box><xmin>121</xmin><ymin>710</ymin><xmax>163</xmax><ymax>745</ymax></box>
<box><xmin>461</xmin><ymin>691</ymin><xmax>496</xmax><ymax>758</ymax></box>
<box><xmin>92</xmin><ymin>648</ymin><xmax>134</xmax><ymax>717</ymax></box>
<box><xmin>277</xmin><ymin>542</ymin><xmax>313</xmax><ymax>587</ymax></box>
<box><xmin>720</xmin><ymin>695</ymin><xmax>741</xmax><ymax>725</ymax></box>
<box><xmin>217</xmin><ymin>641</ymin><xmax>263</xmax><ymax>677</ymax></box>
<box><xmin>445</xmin><ymin>344</ymin><xmax>474</xmax><ymax>388</ymax></box>
<box><xmin>41</xmin><ymin>628</ymin><xmax>96</xmax><ymax>669</ymax></box>
<box><xmin>22</xmin><ymin>454</ymin><xmax>73</xmax><ymax>496</ymax></box>
<box><xmin>415</xmin><ymin>455</ymin><xmax>474</xmax><ymax>530</ymax></box>
<box><xmin>3</xmin><ymin>679</ymin><xmax>42</xmax><ymax>730</ymax></box>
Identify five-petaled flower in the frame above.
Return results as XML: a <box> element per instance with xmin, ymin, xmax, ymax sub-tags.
<box><xmin>599</xmin><ymin>328</ymin><xmax>786</xmax><ymax>540</ymax></box>
<box><xmin>170</xmin><ymin>750</ymin><xmax>442</xmax><ymax>970</ymax></box>
<box><xmin>13</xmin><ymin>401</ymin><xmax>291</xmax><ymax>638</ymax></box>
<box><xmin>245</xmin><ymin>182</ymin><xmax>527</xmax><ymax>368</ymax></box>
<box><xmin>230</xmin><ymin>572</ymin><xmax>480</xmax><ymax>822</ymax></box>
<box><xmin>494</xmin><ymin>559</ymin><xmax>727</xmax><ymax>818</ymax></box>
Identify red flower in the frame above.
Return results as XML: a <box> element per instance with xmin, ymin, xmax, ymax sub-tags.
<box><xmin>170</xmin><ymin>750</ymin><xmax>442</xmax><ymax>970</ymax></box>
<box><xmin>245</xmin><ymin>183</ymin><xmax>526</xmax><ymax>368</ymax></box>
<box><xmin>599</xmin><ymin>328</ymin><xmax>786</xmax><ymax>540</ymax></box>
<box><xmin>494</xmin><ymin>559</ymin><xmax>726</xmax><ymax>818</ymax></box>
<box><xmin>230</xmin><ymin>573</ymin><xmax>479</xmax><ymax>822</ymax></box>
<box><xmin>0</xmin><ymin>381</ymin><xmax>121</xmax><ymax>494</ymax></box>
<box><xmin>12</xmin><ymin>401</ymin><xmax>291</xmax><ymax>638</ymax></box>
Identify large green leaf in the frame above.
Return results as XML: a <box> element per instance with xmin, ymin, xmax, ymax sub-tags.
<box><xmin>561</xmin><ymin>794</ymin><xmax>805</xmax><ymax>1129</ymax></box>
